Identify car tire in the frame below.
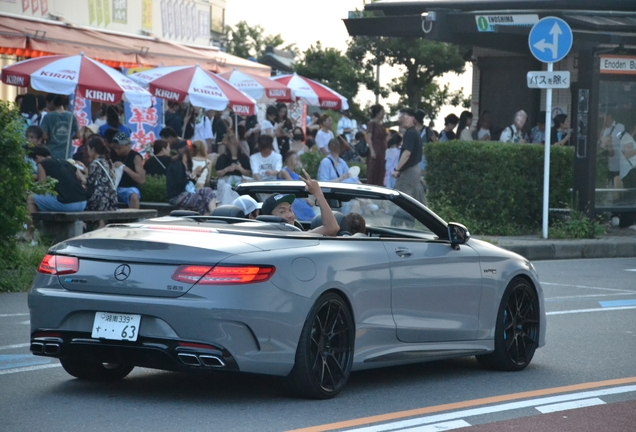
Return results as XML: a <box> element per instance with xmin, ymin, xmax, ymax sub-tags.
<box><xmin>60</xmin><ymin>357</ymin><xmax>134</xmax><ymax>381</ymax></box>
<box><xmin>286</xmin><ymin>292</ymin><xmax>355</xmax><ymax>399</ymax></box>
<box><xmin>476</xmin><ymin>277</ymin><xmax>540</xmax><ymax>371</ymax></box>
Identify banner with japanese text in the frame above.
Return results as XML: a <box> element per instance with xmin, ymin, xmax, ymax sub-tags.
<box><xmin>69</xmin><ymin>92</ymin><xmax>92</xmax><ymax>154</ymax></box>
<box><xmin>124</xmin><ymin>97</ymin><xmax>162</xmax><ymax>157</ymax></box>
<box><xmin>122</xmin><ymin>67</ymin><xmax>164</xmax><ymax>157</ymax></box>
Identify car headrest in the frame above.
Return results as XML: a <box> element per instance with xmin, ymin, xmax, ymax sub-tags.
<box><xmin>255</xmin><ymin>215</ymin><xmax>287</xmax><ymax>223</ymax></box>
<box><xmin>211</xmin><ymin>205</ymin><xmax>246</xmax><ymax>218</ymax></box>
<box><xmin>310</xmin><ymin>212</ymin><xmax>348</xmax><ymax>234</ymax></box>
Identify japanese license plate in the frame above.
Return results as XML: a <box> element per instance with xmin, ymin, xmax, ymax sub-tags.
<box><xmin>92</xmin><ymin>312</ymin><xmax>141</xmax><ymax>341</ymax></box>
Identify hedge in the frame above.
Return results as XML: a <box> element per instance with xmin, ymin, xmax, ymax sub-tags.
<box><xmin>0</xmin><ymin>101</ymin><xmax>34</xmax><ymax>286</ymax></box>
<box><xmin>424</xmin><ymin>141</ymin><xmax>574</xmax><ymax>235</ymax></box>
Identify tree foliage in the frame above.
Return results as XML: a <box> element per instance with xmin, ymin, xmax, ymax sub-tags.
<box><xmin>347</xmin><ymin>36</ymin><xmax>468</xmax><ymax>116</ymax></box>
<box><xmin>225</xmin><ymin>21</ymin><xmax>297</xmax><ymax>60</ymax></box>
<box><xmin>0</xmin><ymin>101</ymin><xmax>34</xmax><ymax>269</ymax></box>
<box><xmin>293</xmin><ymin>42</ymin><xmax>374</xmax><ymax>119</ymax></box>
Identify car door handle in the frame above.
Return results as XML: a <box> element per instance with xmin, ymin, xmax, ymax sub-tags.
<box><xmin>395</xmin><ymin>247</ymin><xmax>412</xmax><ymax>258</ymax></box>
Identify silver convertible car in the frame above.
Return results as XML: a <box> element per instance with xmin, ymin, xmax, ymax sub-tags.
<box><xmin>29</xmin><ymin>181</ymin><xmax>546</xmax><ymax>399</ymax></box>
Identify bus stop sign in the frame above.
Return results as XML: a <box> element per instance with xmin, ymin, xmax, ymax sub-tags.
<box><xmin>529</xmin><ymin>17</ymin><xmax>573</xmax><ymax>63</ymax></box>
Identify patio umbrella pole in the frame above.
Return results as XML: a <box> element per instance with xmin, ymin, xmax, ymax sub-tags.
<box><xmin>65</xmin><ymin>88</ymin><xmax>78</xmax><ymax>160</ymax></box>
<box><xmin>181</xmin><ymin>103</ymin><xmax>190</xmax><ymax>139</ymax></box>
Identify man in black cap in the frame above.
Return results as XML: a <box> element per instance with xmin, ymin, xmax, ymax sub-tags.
<box><xmin>392</xmin><ymin>108</ymin><xmax>425</xmax><ymax>205</ymax></box>
<box><xmin>260</xmin><ymin>169</ymin><xmax>339</xmax><ymax>236</ymax></box>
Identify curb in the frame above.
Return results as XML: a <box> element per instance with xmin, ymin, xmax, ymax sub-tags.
<box><xmin>477</xmin><ymin>237</ymin><xmax>636</xmax><ymax>261</ymax></box>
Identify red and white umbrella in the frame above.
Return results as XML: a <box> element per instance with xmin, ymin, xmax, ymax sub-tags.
<box><xmin>272</xmin><ymin>73</ymin><xmax>348</xmax><ymax>110</ymax></box>
<box><xmin>130</xmin><ymin>65</ymin><xmax>257</xmax><ymax>116</ymax></box>
<box><xmin>218</xmin><ymin>69</ymin><xmax>292</xmax><ymax>103</ymax></box>
<box><xmin>1</xmin><ymin>54</ymin><xmax>152</xmax><ymax>107</ymax></box>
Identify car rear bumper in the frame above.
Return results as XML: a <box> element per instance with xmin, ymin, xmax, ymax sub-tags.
<box><xmin>31</xmin><ymin>331</ymin><xmax>239</xmax><ymax>372</ymax></box>
<box><xmin>28</xmin><ymin>279</ymin><xmax>313</xmax><ymax>377</ymax></box>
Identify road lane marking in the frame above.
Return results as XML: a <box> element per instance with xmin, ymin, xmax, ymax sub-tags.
<box><xmin>0</xmin><ymin>313</ymin><xmax>29</xmax><ymax>318</ymax></box>
<box><xmin>0</xmin><ymin>354</ymin><xmax>52</xmax><ymax>370</ymax></box>
<box><xmin>0</xmin><ymin>363</ymin><xmax>61</xmax><ymax>376</ymax></box>
<box><xmin>546</xmin><ymin>292</ymin><xmax>635</xmax><ymax>301</ymax></box>
<box><xmin>541</xmin><ymin>283</ymin><xmax>633</xmax><ymax>293</ymax></box>
<box><xmin>401</xmin><ymin>420</ymin><xmax>471</xmax><ymax>431</ymax></box>
<box><xmin>0</xmin><ymin>343</ymin><xmax>30</xmax><ymax>351</ymax></box>
<box><xmin>626</xmin><ymin>269</ymin><xmax>636</xmax><ymax>272</ymax></box>
<box><xmin>338</xmin><ymin>385</ymin><xmax>636</xmax><ymax>432</ymax></box>
<box><xmin>535</xmin><ymin>397</ymin><xmax>605</xmax><ymax>414</ymax></box>
<box><xmin>599</xmin><ymin>299</ymin><xmax>636</xmax><ymax>307</ymax></box>
<box><xmin>286</xmin><ymin>377</ymin><xmax>636</xmax><ymax>432</ymax></box>
<box><xmin>547</xmin><ymin>306</ymin><xmax>636</xmax><ymax>315</ymax></box>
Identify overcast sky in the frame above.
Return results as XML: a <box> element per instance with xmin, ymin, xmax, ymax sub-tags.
<box><xmin>226</xmin><ymin>0</ymin><xmax>472</xmax><ymax>123</ymax></box>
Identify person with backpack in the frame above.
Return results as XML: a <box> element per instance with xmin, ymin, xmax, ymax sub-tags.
<box><xmin>499</xmin><ymin>110</ymin><xmax>528</xmax><ymax>143</ymax></box>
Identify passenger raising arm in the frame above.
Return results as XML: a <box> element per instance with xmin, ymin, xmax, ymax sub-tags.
<box><xmin>300</xmin><ymin>170</ymin><xmax>339</xmax><ymax>236</ymax></box>
<box><xmin>260</xmin><ymin>169</ymin><xmax>339</xmax><ymax>236</ymax></box>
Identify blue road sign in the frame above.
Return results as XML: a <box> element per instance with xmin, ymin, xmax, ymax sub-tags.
<box><xmin>529</xmin><ymin>17</ymin><xmax>573</xmax><ymax>63</ymax></box>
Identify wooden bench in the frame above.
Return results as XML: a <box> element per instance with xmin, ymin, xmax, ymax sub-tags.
<box><xmin>119</xmin><ymin>202</ymin><xmax>176</xmax><ymax>217</ymax></box>
<box><xmin>33</xmin><ymin>209</ymin><xmax>158</xmax><ymax>243</ymax></box>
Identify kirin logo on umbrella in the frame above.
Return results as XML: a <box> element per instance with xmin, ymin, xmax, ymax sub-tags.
<box><xmin>321</xmin><ymin>101</ymin><xmax>339</xmax><ymax>108</ymax></box>
<box><xmin>267</xmin><ymin>89</ymin><xmax>288</xmax><ymax>98</ymax></box>
<box><xmin>39</xmin><ymin>70</ymin><xmax>76</xmax><ymax>80</ymax></box>
<box><xmin>5</xmin><ymin>75</ymin><xmax>25</xmax><ymax>86</ymax></box>
<box><xmin>154</xmin><ymin>88</ymin><xmax>180</xmax><ymax>100</ymax></box>
<box><xmin>232</xmin><ymin>104</ymin><xmax>251</xmax><ymax>114</ymax></box>
<box><xmin>85</xmin><ymin>89</ymin><xmax>116</xmax><ymax>102</ymax></box>
<box><xmin>193</xmin><ymin>86</ymin><xmax>223</xmax><ymax>97</ymax></box>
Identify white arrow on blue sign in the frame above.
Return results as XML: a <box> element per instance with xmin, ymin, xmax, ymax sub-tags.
<box><xmin>528</xmin><ymin>17</ymin><xmax>573</xmax><ymax>63</ymax></box>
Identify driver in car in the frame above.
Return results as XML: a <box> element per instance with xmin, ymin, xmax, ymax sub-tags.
<box><xmin>260</xmin><ymin>169</ymin><xmax>339</xmax><ymax>236</ymax></box>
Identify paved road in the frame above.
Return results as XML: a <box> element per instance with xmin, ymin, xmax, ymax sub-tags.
<box><xmin>1</xmin><ymin>258</ymin><xmax>635</xmax><ymax>431</ymax></box>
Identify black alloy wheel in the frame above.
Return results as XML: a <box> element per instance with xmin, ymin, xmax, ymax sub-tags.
<box><xmin>477</xmin><ymin>277</ymin><xmax>540</xmax><ymax>371</ymax></box>
<box><xmin>287</xmin><ymin>292</ymin><xmax>354</xmax><ymax>399</ymax></box>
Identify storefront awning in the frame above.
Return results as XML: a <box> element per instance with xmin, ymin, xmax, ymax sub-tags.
<box><xmin>0</xmin><ymin>14</ymin><xmax>270</xmax><ymax>74</ymax></box>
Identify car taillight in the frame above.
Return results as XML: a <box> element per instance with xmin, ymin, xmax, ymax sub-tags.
<box><xmin>171</xmin><ymin>265</ymin><xmax>275</xmax><ymax>285</ymax></box>
<box><xmin>37</xmin><ymin>254</ymin><xmax>79</xmax><ymax>275</ymax></box>
<box><xmin>171</xmin><ymin>265</ymin><xmax>213</xmax><ymax>283</ymax></box>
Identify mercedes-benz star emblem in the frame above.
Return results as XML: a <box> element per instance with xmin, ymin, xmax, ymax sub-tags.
<box><xmin>114</xmin><ymin>264</ymin><xmax>131</xmax><ymax>281</ymax></box>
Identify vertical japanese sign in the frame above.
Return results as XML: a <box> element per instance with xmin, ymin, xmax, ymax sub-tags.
<box><xmin>96</xmin><ymin>0</ymin><xmax>104</xmax><ymax>26</ymax></box>
<box><xmin>122</xmin><ymin>68</ymin><xmax>163</xmax><ymax>157</ymax></box>
<box><xmin>21</xmin><ymin>0</ymin><xmax>28</xmax><ymax>12</ymax></box>
<box><xmin>124</xmin><ymin>98</ymin><xmax>162</xmax><ymax>156</ymax></box>
<box><xmin>112</xmin><ymin>0</ymin><xmax>127</xmax><ymax>24</ymax></box>
<box><xmin>198</xmin><ymin>10</ymin><xmax>210</xmax><ymax>38</ymax></box>
<box><xmin>31</xmin><ymin>0</ymin><xmax>38</xmax><ymax>14</ymax></box>
<box><xmin>160</xmin><ymin>0</ymin><xmax>168</xmax><ymax>37</ymax></box>
<box><xmin>186</xmin><ymin>2</ymin><xmax>194</xmax><ymax>40</ymax></box>
<box><xmin>167</xmin><ymin>0</ymin><xmax>174</xmax><ymax>37</ymax></box>
<box><xmin>40</xmin><ymin>0</ymin><xmax>47</xmax><ymax>15</ymax></box>
<box><xmin>103</xmin><ymin>0</ymin><xmax>111</xmax><ymax>26</ymax></box>
<box><xmin>180</xmin><ymin>1</ymin><xmax>187</xmax><ymax>40</ymax></box>
<box><xmin>69</xmin><ymin>92</ymin><xmax>92</xmax><ymax>153</ymax></box>
<box><xmin>141</xmin><ymin>0</ymin><xmax>152</xmax><ymax>31</ymax></box>
<box><xmin>173</xmin><ymin>0</ymin><xmax>181</xmax><ymax>39</ymax></box>
<box><xmin>88</xmin><ymin>0</ymin><xmax>96</xmax><ymax>24</ymax></box>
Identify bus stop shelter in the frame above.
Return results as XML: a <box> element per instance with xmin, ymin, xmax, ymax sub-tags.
<box><xmin>345</xmin><ymin>0</ymin><xmax>636</xmax><ymax>221</ymax></box>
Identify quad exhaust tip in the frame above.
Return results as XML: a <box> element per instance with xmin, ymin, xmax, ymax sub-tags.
<box><xmin>31</xmin><ymin>342</ymin><xmax>61</xmax><ymax>356</ymax></box>
<box><xmin>177</xmin><ymin>353</ymin><xmax>225</xmax><ymax>368</ymax></box>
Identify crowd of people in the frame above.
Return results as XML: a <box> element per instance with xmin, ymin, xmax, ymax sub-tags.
<box><xmin>17</xmin><ymin>89</ymin><xmax>636</xmax><ymax>242</ymax></box>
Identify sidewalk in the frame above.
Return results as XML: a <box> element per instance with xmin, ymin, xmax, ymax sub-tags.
<box><xmin>475</xmin><ymin>227</ymin><xmax>636</xmax><ymax>261</ymax></box>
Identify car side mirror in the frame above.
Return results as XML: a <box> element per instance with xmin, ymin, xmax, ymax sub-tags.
<box><xmin>447</xmin><ymin>222</ymin><xmax>470</xmax><ymax>249</ymax></box>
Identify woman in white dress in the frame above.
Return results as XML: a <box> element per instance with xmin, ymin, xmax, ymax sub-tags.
<box><xmin>191</xmin><ymin>140</ymin><xmax>212</xmax><ymax>189</ymax></box>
